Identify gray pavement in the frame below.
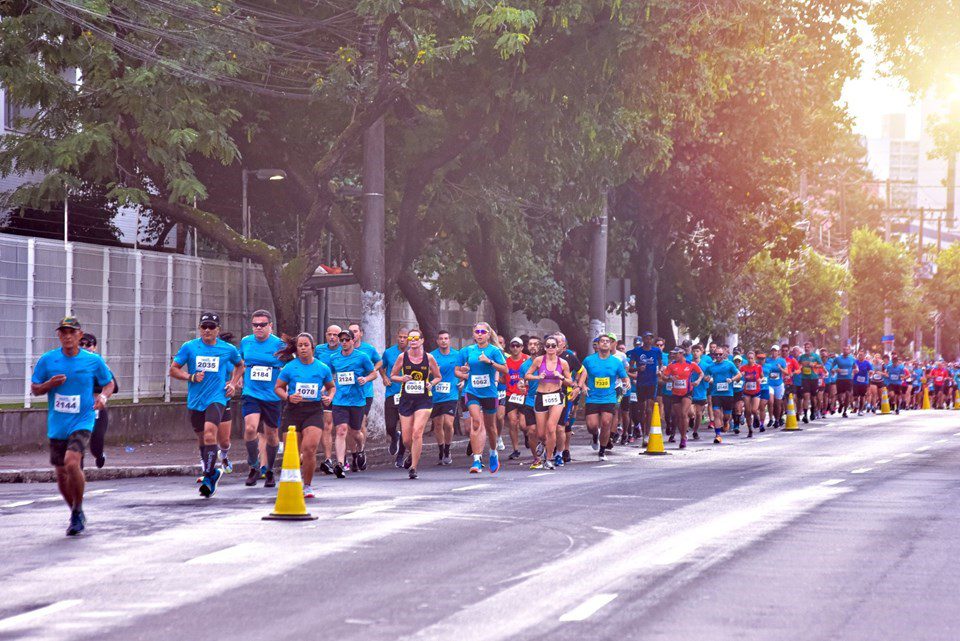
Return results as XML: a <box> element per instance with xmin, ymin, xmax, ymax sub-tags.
<box><xmin>1</xmin><ymin>409</ymin><xmax>959</xmax><ymax>641</ymax></box>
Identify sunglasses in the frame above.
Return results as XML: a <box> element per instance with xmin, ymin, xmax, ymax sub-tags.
<box><xmin>474</xmin><ymin>329</ymin><xmax>488</xmax><ymax>335</ymax></box>
<box><xmin>339</xmin><ymin>336</ymin><xmax>353</xmax><ymax>342</ymax></box>
<box><xmin>79</xmin><ymin>341</ymin><xmax>94</xmax><ymax>348</ymax></box>
<box><xmin>407</xmin><ymin>335</ymin><xmax>423</xmax><ymax>341</ymax></box>
<box><xmin>200</xmin><ymin>324</ymin><xmax>218</xmax><ymax>330</ymax></box>
<box><xmin>545</xmin><ymin>343</ymin><xmax>558</xmax><ymax>348</ymax></box>
<box><xmin>252</xmin><ymin>322</ymin><xmax>269</xmax><ymax>328</ymax></box>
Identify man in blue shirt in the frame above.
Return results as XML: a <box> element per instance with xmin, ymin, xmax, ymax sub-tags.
<box><xmin>578</xmin><ymin>333</ymin><xmax>629</xmax><ymax>461</ymax></box>
<box><xmin>831</xmin><ymin>345</ymin><xmax>857</xmax><ymax>418</ymax></box>
<box><xmin>170</xmin><ymin>311</ymin><xmax>244</xmax><ymax>498</ymax></box>
<box><xmin>380</xmin><ymin>327</ymin><xmax>409</xmax><ymax>466</ymax></box>
<box><xmin>32</xmin><ymin>316</ymin><xmax>115</xmax><ymax>536</ymax></box>
<box><xmin>329</xmin><ymin>329</ymin><xmax>377</xmax><ymax>475</ymax></box>
<box><xmin>430</xmin><ymin>329</ymin><xmax>465</xmax><ymax>466</ymax></box>
<box><xmin>347</xmin><ymin>322</ymin><xmax>382</xmax><ymax>470</ymax></box>
<box><xmin>239</xmin><ymin>310</ymin><xmax>285</xmax><ymax>488</ymax></box>
<box><xmin>625</xmin><ymin>332</ymin><xmax>662</xmax><ymax>446</ymax></box>
<box><xmin>885</xmin><ymin>353</ymin><xmax>907</xmax><ymax>414</ymax></box>
<box><xmin>705</xmin><ymin>348</ymin><xmax>741</xmax><ymax>443</ymax></box>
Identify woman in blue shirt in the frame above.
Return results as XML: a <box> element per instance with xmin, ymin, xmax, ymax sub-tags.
<box><xmin>458</xmin><ymin>322</ymin><xmax>509</xmax><ymax>474</ymax></box>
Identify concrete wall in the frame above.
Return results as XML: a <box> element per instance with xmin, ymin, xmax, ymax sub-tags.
<box><xmin>0</xmin><ymin>402</ymin><xmax>247</xmax><ymax>453</ymax></box>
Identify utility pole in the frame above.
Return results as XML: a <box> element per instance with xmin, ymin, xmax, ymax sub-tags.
<box><xmin>360</xmin><ymin>20</ymin><xmax>386</xmax><ymax>433</ymax></box>
<box><xmin>588</xmin><ymin>191</ymin><xmax>609</xmax><ymax>339</ymax></box>
<box><xmin>839</xmin><ymin>178</ymin><xmax>849</xmax><ymax>345</ymax></box>
<box><xmin>947</xmin><ymin>153</ymin><xmax>956</xmax><ymax>228</ymax></box>
<box><xmin>883</xmin><ymin>179</ymin><xmax>893</xmax><ymax>353</ymax></box>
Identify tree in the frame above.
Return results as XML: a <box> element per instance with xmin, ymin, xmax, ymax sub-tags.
<box><xmin>730</xmin><ymin>251</ymin><xmax>792</xmax><ymax>348</ymax></box>
<box><xmin>787</xmin><ymin>248</ymin><xmax>849</xmax><ymax>342</ymax></box>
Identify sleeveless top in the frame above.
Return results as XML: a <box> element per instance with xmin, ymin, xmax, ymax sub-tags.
<box><xmin>538</xmin><ymin>357</ymin><xmax>564</xmax><ymax>382</ymax></box>
<box><xmin>401</xmin><ymin>351</ymin><xmax>431</xmax><ymax>398</ymax></box>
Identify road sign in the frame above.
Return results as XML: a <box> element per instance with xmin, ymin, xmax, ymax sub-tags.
<box><xmin>881</xmin><ymin>334</ymin><xmax>894</xmax><ymax>342</ymax></box>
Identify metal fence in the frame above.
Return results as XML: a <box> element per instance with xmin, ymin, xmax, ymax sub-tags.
<box><xmin>0</xmin><ymin>233</ymin><xmax>566</xmax><ymax>407</ymax></box>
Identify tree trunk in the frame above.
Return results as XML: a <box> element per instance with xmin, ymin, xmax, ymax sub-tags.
<box><xmin>463</xmin><ymin>212</ymin><xmax>513</xmax><ymax>339</ymax></box>
<box><xmin>554</xmin><ymin>306</ymin><xmax>590</xmax><ymax>360</ymax></box>
<box><xmin>397</xmin><ymin>270</ymin><xmax>442</xmax><ymax>350</ymax></box>
<box><xmin>635</xmin><ymin>248</ymin><xmax>658</xmax><ymax>336</ymax></box>
<box><xmin>264</xmin><ymin>265</ymin><xmax>302</xmax><ymax>337</ymax></box>
<box><xmin>657</xmin><ymin>300</ymin><xmax>675</xmax><ymax>349</ymax></box>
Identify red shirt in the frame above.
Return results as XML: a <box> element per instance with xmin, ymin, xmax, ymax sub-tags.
<box><xmin>931</xmin><ymin>367</ymin><xmax>950</xmax><ymax>386</ymax></box>
<box><xmin>663</xmin><ymin>361</ymin><xmax>702</xmax><ymax>396</ymax></box>
<box><xmin>739</xmin><ymin>364</ymin><xmax>763</xmax><ymax>395</ymax></box>
<box><xmin>505</xmin><ymin>355</ymin><xmax>529</xmax><ymax>396</ymax></box>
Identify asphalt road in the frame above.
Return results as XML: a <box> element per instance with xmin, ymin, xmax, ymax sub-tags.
<box><xmin>1</xmin><ymin>409</ymin><xmax>959</xmax><ymax>641</ymax></box>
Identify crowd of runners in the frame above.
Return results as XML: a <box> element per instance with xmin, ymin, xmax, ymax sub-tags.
<box><xmin>29</xmin><ymin>311</ymin><xmax>960</xmax><ymax>535</ymax></box>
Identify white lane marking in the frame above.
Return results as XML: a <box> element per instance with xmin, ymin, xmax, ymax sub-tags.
<box><xmin>0</xmin><ymin>600</ymin><xmax>83</xmax><ymax>631</ymax></box>
<box><xmin>1</xmin><ymin>500</ymin><xmax>35</xmax><ymax>508</ymax></box>
<box><xmin>451</xmin><ymin>484</ymin><xmax>490</xmax><ymax>492</ymax></box>
<box><xmin>894</xmin><ymin>453</ymin><xmax>912</xmax><ymax>458</ymax></box>
<box><xmin>528</xmin><ymin>472</ymin><xmax>554</xmax><ymax>477</ymax></box>
<box><xmin>821</xmin><ymin>479</ymin><xmax>846</xmax><ymax>486</ymax></box>
<box><xmin>186</xmin><ymin>542</ymin><xmax>265</xmax><ymax>565</ymax></box>
<box><xmin>806</xmin><ymin>428</ymin><xmax>820</xmax><ymax>432</ymax></box>
<box><xmin>875</xmin><ymin>459</ymin><xmax>892</xmax><ymax>465</ymax></box>
<box><xmin>594</xmin><ymin>464</ymin><xmax>617</xmax><ymax>469</ymax></box>
<box><xmin>757</xmin><ymin>437</ymin><xmax>772</xmax><ymax>442</ymax></box>
<box><xmin>916</xmin><ymin>446</ymin><xmax>932</xmax><ymax>452</ymax></box>
<box><xmin>850</xmin><ymin>468</ymin><xmax>872</xmax><ymax>474</ymax></box>
<box><xmin>558</xmin><ymin>593</ymin><xmax>618</xmax><ymax>622</ymax></box>
<box><xmin>935</xmin><ymin>439</ymin><xmax>948</xmax><ymax>444</ymax></box>
<box><xmin>337</xmin><ymin>503</ymin><xmax>395</xmax><ymax>520</ymax></box>
<box><xmin>591</xmin><ymin>526</ymin><xmax>625</xmax><ymax>537</ymax></box>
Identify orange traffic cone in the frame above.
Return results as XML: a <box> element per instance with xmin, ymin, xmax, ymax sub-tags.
<box><xmin>922</xmin><ymin>385</ymin><xmax>932</xmax><ymax>410</ymax></box>
<box><xmin>645</xmin><ymin>402</ymin><xmax>667</xmax><ymax>455</ymax></box>
<box><xmin>880</xmin><ymin>387</ymin><xmax>891</xmax><ymax>415</ymax></box>
<box><xmin>783</xmin><ymin>394</ymin><xmax>800</xmax><ymax>431</ymax></box>
<box><xmin>263</xmin><ymin>426</ymin><xmax>317</xmax><ymax>521</ymax></box>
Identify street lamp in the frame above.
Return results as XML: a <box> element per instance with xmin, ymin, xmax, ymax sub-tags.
<box><xmin>241</xmin><ymin>168</ymin><xmax>287</xmax><ymax>316</ymax></box>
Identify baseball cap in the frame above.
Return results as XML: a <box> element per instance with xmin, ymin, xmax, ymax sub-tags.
<box><xmin>733</xmin><ymin>354</ymin><xmax>743</xmax><ymax>362</ymax></box>
<box><xmin>602</xmin><ymin>332</ymin><xmax>617</xmax><ymax>341</ymax></box>
<box><xmin>57</xmin><ymin>316</ymin><xmax>81</xmax><ymax>331</ymax></box>
<box><xmin>642</xmin><ymin>331</ymin><xmax>653</xmax><ymax>337</ymax></box>
<box><xmin>199</xmin><ymin>312</ymin><xmax>221</xmax><ymax>327</ymax></box>
<box><xmin>770</xmin><ymin>344</ymin><xmax>780</xmax><ymax>351</ymax></box>
<box><xmin>509</xmin><ymin>337</ymin><xmax>523</xmax><ymax>346</ymax></box>
<box><xmin>634</xmin><ymin>337</ymin><xmax>643</xmax><ymax>345</ymax></box>
<box><xmin>592</xmin><ymin>336</ymin><xmax>600</xmax><ymax>343</ymax></box>
<box><xmin>338</xmin><ymin>330</ymin><xmax>355</xmax><ymax>340</ymax></box>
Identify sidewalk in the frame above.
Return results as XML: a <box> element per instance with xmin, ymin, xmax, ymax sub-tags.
<box><xmin>0</xmin><ymin>435</ymin><xmax>471</xmax><ymax>483</ymax></box>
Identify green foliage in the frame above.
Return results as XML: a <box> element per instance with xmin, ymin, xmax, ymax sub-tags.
<box><xmin>788</xmin><ymin>248</ymin><xmax>849</xmax><ymax>341</ymax></box>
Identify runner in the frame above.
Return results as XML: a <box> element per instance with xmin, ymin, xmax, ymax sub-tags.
<box><xmin>613</xmin><ymin>341</ymin><xmax>631</xmax><ymax>445</ymax></box>
<box><xmin>525</xmin><ymin>335</ymin><xmax>574</xmax><ymax>469</ymax></box>
<box><xmin>314</xmin><ymin>324</ymin><xmax>342</xmax><ymax>475</ymax></box>
<box><xmin>458</xmin><ymin>322</ymin><xmax>509</xmax><ymax>473</ymax></box>
<box><xmin>797</xmin><ymin>342</ymin><xmax>823</xmax><ymax>423</ymax></box>
<box><xmin>831</xmin><ymin>345</ymin><xmax>856</xmax><ymax>418</ymax></box>
<box><xmin>577</xmin><ymin>333</ymin><xmax>629</xmax><ymax>461</ymax></box>
<box><xmin>389</xmin><ymin>329</ymin><xmax>442</xmax><ymax>479</ymax></box>
<box><xmin>661</xmin><ymin>347</ymin><xmax>703</xmax><ymax>448</ymax></box>
<box><xmin>79</xmin><ymin>332</ymin><xmax>118</xmax><ymax>469</ymax></box>
<box><xmin>214</xmin><ymin>331</ymin><xmax>239</xmax><ymax>476</ymax></box>
<box><xmin>626</xmin><ymin>332</ymin><xmax>662</xmax><ymax>447</ymax></box>
<box><xmin>329</xmin><ymin>329</ymin><xmax>378</xmax><ymax>477</ymax></box>
<box><xmin>381</xmin><ymin>327</ymin><xmax>409</xmax><ymax>468</ymax></box>
<box><xmin>556</xmin><ymin>334</ymin><xmax>581</xmax><ymax>461</ymax></box>
<box><xmin>429</xmin><ymin>330</ymin><xmax>463</xmax><ymax>466</ymax></box>
<box><xmin>275</xmin><ymin>333</ymin><xmax>335</xmax><ymax>498</ymax></box>
<box><xmin>347</xmin><ymin>322</ymin><xmax>383</xmax><ymax>471</ymax></box>
<box><xmin>32</xmin><ymin>316</ymin><xmax>115</xmax><ymax>535</ymax></box>
<box><xmin>704</xmin><ymin>348</ymin><xmax>741</xmax><ymax>443</ymax></box>
<box><xmin>930</xmin><ymin>359</ymin><xmax>951</xmax><ymax>408</ymax></box>
<box><xmin>169</xmin><ymin>312</ymin><xmax>243</xmax><ymax>498</ymax></box>
<box><xmin>690</xmin><ymin>344</ymin><xmax>710</xmax><ymax>440</ymax></box>
<box><xmin>504</xmin><ymin>337</ymin><xmax>530</xmax><ymax>460</ymax></box>
<box><xmin>239</xmin><ymin>310</ymin><xmax>285</xmax><ymax>488</ymax></box>
<box><xmin>731</xmin><ymin>354</ymin><xmax>745</xmax><ymax>433</ymax></box>
<box><xmin>885</xmin><ymin>353</ymin><xmax>906</xmax><ymax>415</ymax></box>
<box><xmin>520</xmin><ymin>336</ymin><xmax>543</xmax><ymax>464</ymax></box>
<box><xmin>756</xmin><ymin>352</ymin><xmax>770</xmax><ymax>432</ymax></box>
<box><xmin>763</xmin><ymin>345</ymin><xmax>786</xmax><ymax>427</ymax></box>
<box><xmin>853</xmin><ymin>350</ymin><xmax>873</xmax><ymax>415</ymax></box>
<box><xmin>739</xmin><ymin>351</ymin><xmax>763</xmax><ymax>437</ymax></box>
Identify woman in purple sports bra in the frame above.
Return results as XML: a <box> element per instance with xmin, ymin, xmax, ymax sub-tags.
<box><xmin>524</xmin><ymin>337</ymin><xmax>574</xmax><ymax>470</ymax></box>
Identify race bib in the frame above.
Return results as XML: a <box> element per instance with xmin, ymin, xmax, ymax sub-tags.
<box><xmin>673</xmin><ymin>379</ymin><xmax>687</xmax><ymax>392</ymax></box>
<box><xmin>195</xmin><ymin>355</ymin><xmax>220</xmax><ymax>372</ymax></box>
<box><xmin>891</xmin><ymin>375</ymin><xmax>900</xmax><ymax>382</ymax></box>
<box><xmin>855</xmin><ymin>375</ymin><xmax>867</xmax><ymax>384</ymax></box>
<box><xmin>594</xmin><ymin>377</ymin><xmax>610</xmax><ymax>389</ymax></box>
<box><xmin>801</xmin><ymin>366</ymin><xmax>812</xmax><ymax>375</ymax></box>
<box><xmin>760</xmin><ymin>377</ymin><xmax>768</xmax><ymax>386</ymax></box>
<box><xmin>471</xmin><ymin>374</ymin><xmax>490</xmax><ymax>388</ymax></box>
<box><xmin>498</xmin><ymin>390</ymin><xmax>506</xmax><ymax>400</ymax></box>
<box><xmin>54</xmin><ymin>393</ymin><xmax>80</xmax><ymax>414</ymax></box>
<box><xmin>434</xmin><ymin>382</ymin><xmax>451</xmax><ymax>394</ymax></box>
<box><xmin>715</xmin><ymin>382</ymin><xmax>729</xmax><ymax>392</ymax></box>
<box><xmin>629</xmin><ymin>393</ymin><xmax>638</xmax><ymax>402</ymax></box>
<box><xmin>665</xmin><ymin>381</ymin><xmax>673</xmax><ymax>391</ymax></box>
<box><xmin>250</xmin><ymin>366</ymin><xmax>273</xmax><ymax>382</ymax></box>
<box><xmin>404</xmin><ymin>380</ymin><xmax>425</xmax><ymax>394</ymax></box>
<box><xmin>337</xmin><ymin>371</ymin><xmax>356</xmax><ymax>386</ymax></box>
<box><xmin>393</xmin><ymin>393</ymin><xmax>401</xmax><ymax>404</ymax></box>
<box><xmin>294</xmin><ymin>382</ymin><xmax>319</xmax><ymax>400</ymax></box>
<box><xmin>745</xmin><ymin>381</ymin><xmax>758</xmax><ymax>391</ymax></box>
<box><xmin>839</xmin><ymin>369</ymin><xmax>850</xmax><ymax>376</ymax></box>
<box><xmin>769</xmin><ymin>371</ymin><xmax>780</xmax><ymax>380</ymax></box>
<box><xmin>542</xmin><ymin>392</ymin><xmax>563</xmax><ymax>407</ymax></box>
<box><xmin>508</xmin><ymin>393</ymin><xmax>525</xmax><ymax>404</ymax></box>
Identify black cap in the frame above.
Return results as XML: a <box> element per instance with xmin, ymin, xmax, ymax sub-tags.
<box><xmin>338</xmin><ymin>330</ymin><xmax>355</xmax><ymax>340</ymax></box>
<box><xmin>642</xmin><ymin>331</ymin><xmax>653</xmax><ymax>338</ymax></box>
<box><xmin>199</xmin><ymin>312</ymin><xmax>221</xmax><ymax>326</ymax></box>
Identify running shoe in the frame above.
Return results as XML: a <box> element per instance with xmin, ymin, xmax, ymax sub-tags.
<box><xmin>536</xmin><ymin>442</ymin><xmax>546</xmax><ymax>458</ymax></box>
<box><xmin>692</xmin><ymin>431</ymin><xmax>700</xmax><ymax>440</ymax></box>
<box><xmin>409</xmin><ymin>468</ymin><xmax>418</xmax><ymax>480</ymax></box>
<box><xmin>496</xmin><ymin>437</ymin><xmax>505</xmax><ymax>451</ymax></box>
<box><xmin>759</xmin><ymin>426</ymin><xmax>766</xmax><ymax>433</ymax></box>
<box><xmin>679</xmin><ymin>438</ymin><xmax>687</xmax><ymax>449</ymax></box>
<box><xmin>95</xmin><ymin>455</ymin><xmax>105</xmax><ymax>469</ymax></box>
<box><xmin>345</xmin><ymin>456</ymin><xmax>353</xmax><ymax>472</ymax></box>
<box><xmin>508</xmin><ymin>449</ymin><xmax>522</xmax><ymax>460</ymax></box>
<box><xmin>802</xmin><ymin>414</ymin><xmax>809</xmax><ymax>424</ymax></box>
<box><xmin>303</xmin><ymin>484</ymin><xmax>315</xmax><ymax>499</ymax></box>
<box><xmin>554</xmin><ymin>453</ymin><xmax>564</xmax><ymax>467</ymax></box>
<box><xmin>395</xmin><ymin>451</ymin><xmax>405</xmax><ymax>469</ymax></box>
<box><xmin>895</xmin><ymin>408</ymin><xmax>900</xmax><ymax>415</ymax></box>
<box><xmin>543</xmin><ymin>459</ymin><xmax>555</xmax><ymax>470</ymax></box>
<box><xmin>221</xmin><ymin>457</ymin><xmax>233</xmax><ymax>474</ymax></box>
<box><xmin>562</xmin><ymin>450</ymin><xmax>571</xmax><ymax>463</ymax></box>
<box><xmin>442</xmin><ymin>453</ymin><xmax>453</xmax><ymax>466</ymax></box>
<box><xmin>320</xmin><ymin>459</ymin><xmax>334</xmax><ymax>475</ymax></box>
<box><xmin>334</xmin><ymin>462</ymin><xmax>346</xmax><ymax>478</ymax></box>
<box><xmin>196</xmin><ymin>475</ymin><xmax>203</xmax><ymax>484</ymax></box>
<box><xmin>668</xmin><ymin>434</ymin><xmax>676</xmax><ymax>443</ymax></box>
<box><xmin>713</xmin><ymin>435</ymin><xmax>722</xmax><ymax>444</ymax></box>
<box><xmin>489</xmin><ymin>450</ymin><xmax>500</xmax><ymax>474</ymax></box>
<box><xmin>264</xmin><ymin>470</ymin><xmax>276</xmax><ymax>488</ymax></box>
<box><xmin>599</xmin><ymin>451</ymin><xmax>607</xmax><ymax>461</ymax></box>
<box><xmin>591</xmin><ymin>434</ymin><xmax>599</xmax><ymax>451</ymax></box>
<box><xmin>747</xmin><ymin>429</ymin><xmax>753</xmax><ymax>438</ymax></box>
<box><xmin>403</xmin><ymin>454</ymin><xmax>412</xmax><ymax>470</ymax></box>
<box><xmin>66</xmin><ymin>509</ymin><xmax>85</xmax><ymax>536</ymax></box>
<box><xmin>733</xmin><ymin>427</ymin><xmax>740</xmax><ymax>435</ymax></box>
<box><xmin>530</xmin><ymin>458</ymin><xmax>543</xmax><ymax>470</ymax></box>
<box><xmin>356</xmin><ymin>450</ymin><xmax>368</xmax><ymax>471</ymax></box>
<box><xmin>389</xmin><ymin>430</ymin><xmax>400</xmax><ymax>456</ymax></box>
<box><xmin>469</xmin><ymin>459</ymin><xmax>482</xmax><ymax>474</ymax></box>
<box><xmin>245</xmin><ymin>467</ymin><xmax>259</xmax><ymax>486</ymax></box>
<box><xmin>642</xmin><ymin>438</ymin><xmax>649</xmax><ymax>447</ymax></box>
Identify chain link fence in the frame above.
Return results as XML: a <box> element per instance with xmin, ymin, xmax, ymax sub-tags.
<box><xmin>1</xmin><ymin>233</ymin><xmax>563</xmax><ymax>407</ymax></box>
